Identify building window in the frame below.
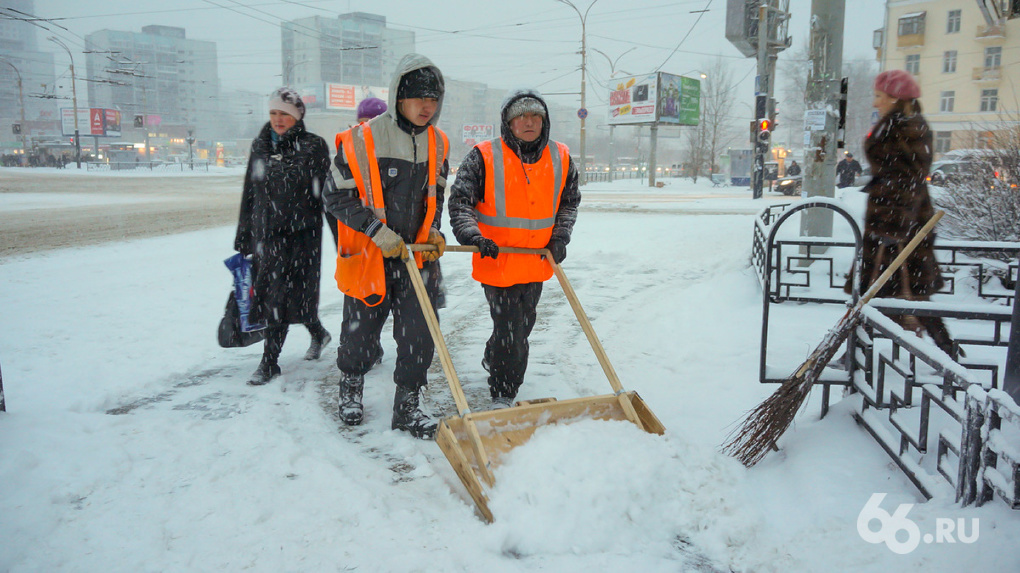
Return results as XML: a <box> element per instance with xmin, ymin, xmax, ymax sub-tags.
<box><xmin>942</xmin><ymin>51</ymin><xmax>957</xmax><ymax>73</ymax></box>
<box><xmin>898</xmin><ymin>12</ymin><xmax>926</xmax><ymax>35</ymax></box>
<box><xmin>905</xmin><ymin>54</ymin><xmax>921</xmax><ymax>74</ymax></box>
<box><xmin>947</xmin><ymin>9</ymin><xmax>961</xmax><ymax>33</ymax></box>
<box><xmin>940</xmin><ymin>91</ymin><xmax>955</xmax><ymax>112</ymax></box>
<box><xmin>981</xmin><ymin>89</ymin><xmax>999</xmax><ymax>112</ymax></box>
<box><xmin>935</xmin><ymin>132</ymin><xmax>952</xmax><ymax>153</ymax></box>
<box><xmin>984</xmin><ymin>46</ymin><xmax>1002</xmax><ymax>69</ymax></box>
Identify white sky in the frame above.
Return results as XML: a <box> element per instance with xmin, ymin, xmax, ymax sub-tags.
<box><xmin>30</xmin><ymin>0</ymin><xmax>886</xmax><ymax>113</ymax></box>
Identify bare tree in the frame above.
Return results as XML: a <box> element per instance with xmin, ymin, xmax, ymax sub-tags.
<box><xmin>682</xmin><ymin>57</ymin><xmax>740</xmax><ymax>183</ymax></box>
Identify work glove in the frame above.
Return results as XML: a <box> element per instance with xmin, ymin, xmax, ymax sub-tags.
<box><xmin>371</xmin><ymin>224</ymin><xmax>408</xmax><ymax>259</ymax></box>
<box><xmin>544</xmin><ymin>238</ymin><xmax>567</xmax><ymax>264</ymax></box>
<box><xmin>420</xmin><ymin>228</ymin><xmax>446</xmax><ymax>262</ymax></box>
<box><xmin>472</xmin><ymin>236</ymin><xmax>499</xmax><ymax>259</ymax></box>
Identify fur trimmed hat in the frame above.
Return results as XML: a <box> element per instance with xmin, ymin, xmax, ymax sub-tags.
<box><xmin>397</xmin><ymin>68</ymin><xmax>442</xmax><ymax>100</ymax></box>
<box><xmin>505</xmin><ymin>97</ymin><xmax>546</xmax><ymax>122</ymax></box>
<box><xmin>269</xmin><ymin>87</ymin><xmax>305</xmax><ymax>119</ymax></box>
<box><xmin>874</xmin><ymin>70</ymin><xmax>921</xmax><ymax>101</ymax></box>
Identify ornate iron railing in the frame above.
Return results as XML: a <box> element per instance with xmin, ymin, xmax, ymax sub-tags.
<box><xmin>756</xmin><ymin>199</ymin><xmax>1019</xmax><ymax>508</ymax></box>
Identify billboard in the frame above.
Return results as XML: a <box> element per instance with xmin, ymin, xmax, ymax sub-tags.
<box><xmin>462</xmin><ymin>124</ymin><xmax>494</xmax><ymax>147</ymax></box>
<box><xmin>608</xmin><ymin>72</ymin><xmax>701</xmax><ymax>126</ymax></box>
<box><xmin>326</xmin><ymin>84</ymin><xmax>390</xmax><ymax>111</ymax></box>
<box><xmin>658</xmin><ymin>73</ymin><xmax>700</xmax><ymax>126</ymax></box>
<box><xmin>61</xmin><ymin>108</ymin><xmax>122</xmax><ymax>137</ymax></box>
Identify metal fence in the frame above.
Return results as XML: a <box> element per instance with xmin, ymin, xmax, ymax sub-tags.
<box><xmin>756</xmin><ymin>199</ymin><xmax>1020</xmax><ymax>509</ymax></box>
<box><xmin>85</xmin><ymin>160</ymin><xmax>211</xmax><ymax>172</ymax></box>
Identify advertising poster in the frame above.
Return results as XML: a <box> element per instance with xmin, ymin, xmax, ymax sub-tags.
<box><xmin>62</xmin><ymin>108</ymin><xmax>123</xmax><ymax>137</ymax></box>
<box><xmin>326</xmin><ymin>83</ymin><xmax>390</xmax><ymax>111</ymax></box>
<box><xmin>657</xmin><ymin>73</ymin><xmax>701</xmax><ymax>126</ymax></box>
<box><xmin>104</xmin><ymin>109</ymin><xmax>121</xmax><ymax>137</ymax></box>
<box><xmin>461</xmin><ymin>124</ymin><xmax>493</xmax><ymax>147</ymax></box>
<box><xmin>607</xmin><ymin>73</ymin><xmax>658</xmax><ymax>125</ymax></box>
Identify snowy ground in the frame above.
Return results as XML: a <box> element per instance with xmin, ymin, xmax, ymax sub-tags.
<box><xmin>0</xmin><ymin>170</ymin><xmax>1017</xmax><ymax>572</ymax></box>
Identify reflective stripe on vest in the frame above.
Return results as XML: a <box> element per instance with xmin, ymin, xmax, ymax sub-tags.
<box><xmin>474</xmin><ymin>139</ymin><xmax>564</xmax><ymax>231</ymax></box>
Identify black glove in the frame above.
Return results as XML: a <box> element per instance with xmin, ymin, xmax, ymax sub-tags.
<box><xmin>545</xmin><ymin>238</ymin><xmax>567</xmax><ymax>264</ymax></box>
<box><xmin>472</xmin><ymin>236</ymin><xmax>499</xmax><ymax>259</ymax></box>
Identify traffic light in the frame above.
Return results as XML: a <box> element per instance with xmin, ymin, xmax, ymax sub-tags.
<box><xmin>134</xmin><ymin>114</ymin><xmax>144</xmax><ymax>128</ymax></box>
<box><xmin>12</xmin><ymin>123</ymin><xmax>21</xmax><ymax>135</ymax></box>
<box><xmin>757</xmin><ymin>118</ymin><xmax>772</xmax><ymax>145</ymax></box>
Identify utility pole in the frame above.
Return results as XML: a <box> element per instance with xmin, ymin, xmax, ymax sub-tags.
<box><xmin>749</xmin><ymin>1</ymin><xmax>789</xmax><ymax>199</ymax></box>
<box><xmin>648</xmin><ymin>125</ymin><xmax>659</xmax><ymax>186</ymax></box>
<box><xmin>49</xmin><ymin>37</ymin><xmax>81</xmax><ymax>168</ymax></box>
<box><xmin>557</xmin><ymin>0</ymin><xmax>598</xmax><ymax>186</ymax></box>
<box><xmin>800</xmin><ymin>0</ymin><xmax>845</xmax><ymax>239</ymax></box>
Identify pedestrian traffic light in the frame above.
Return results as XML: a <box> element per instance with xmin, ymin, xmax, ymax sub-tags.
<box><xmin>757</xmin><ymin>118</ymin><xmax>772</xmax><ymax>144</ymax></box>
<box><xmin>134</xmin><ymin>115</ymin><xmax>144</xmax><ymax>128</ymax></box>
<box><xmin>12</xmin><ymin>123</ymin><xmax>21</xmax><ymax>135</ymax></box>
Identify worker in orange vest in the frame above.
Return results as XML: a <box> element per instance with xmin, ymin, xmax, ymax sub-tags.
<box><xmin>448</xmin><ymin>89</ymin><xmax>581</xmax><ymax>409</ymax></box>
<box><xmin>323</xmin><ymin>54</ymin><xmax>449</xmax><ymax>439</ymax></box>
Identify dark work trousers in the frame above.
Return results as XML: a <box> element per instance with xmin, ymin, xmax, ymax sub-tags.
<box><xmin>483</xmin><ymin>281</ymin><xmax>544</xmax><ymax>400</ymax></box>
<box><xmin>336</xmin><ymin>258</ymin><xmax>440</xmax><ymax>390</ymax></box>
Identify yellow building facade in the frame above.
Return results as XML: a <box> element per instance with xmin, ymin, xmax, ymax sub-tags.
<box><xmin>876</xmin><ymin>1</ymin><xmax>1020</xmax><ymax>157</ymax></box>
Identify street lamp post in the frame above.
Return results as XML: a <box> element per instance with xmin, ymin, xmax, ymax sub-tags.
<box><xmin>590</xmin><ymin>47</ymin><xmax>634</xmax><ymax>183</ymax></box>
<box><xmin>49</xmin><ymin>37</ymin><xmax>81</xmax><ymax>169</ymax></box>
<box><xmin>186</xmin><ymin>130</ymin><xmax>196</xmax><ymax>171</ymax></box>
<box><xmin>556</xmin><ymin>0</ymin><xmax>598</xmax><ymax>186</ymax></box>
<box><xmin>0</xmin><ymin>59</ymin><xmax>28</xmax><ymax>161</ymax></box>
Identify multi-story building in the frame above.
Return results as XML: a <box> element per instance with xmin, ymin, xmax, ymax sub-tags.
<box><xmin>281</xmin><ymin>12</ymin><xmax>415</xmax><ymax>87</ymax></box>
<box><xmin>0</xmin><ymin>0</ymin><xmax>57</xmax><ymax>151</ymax></box>
<box><xmin>84</xmin><ymin>25</ymin><xmax>220</xmax><ymax>140</ymax></box>
<box><xmin>875</xmin><ymin>1</ymin><xmax>1020</xmax><ymax>156</ymax></box>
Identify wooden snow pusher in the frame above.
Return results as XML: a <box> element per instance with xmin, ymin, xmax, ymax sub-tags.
<box><xmin>404</xmin><ymin>244</ymin><xmax>665</xmax><ymax>523</ymax></box>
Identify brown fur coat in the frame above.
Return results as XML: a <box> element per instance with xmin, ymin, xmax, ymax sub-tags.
<box><xmin>845</xmin><ymin>111</ymin><xmax>944</xmax><ymax>298</ymax></box>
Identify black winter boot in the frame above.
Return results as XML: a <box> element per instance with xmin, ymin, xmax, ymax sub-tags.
<box><xmin>338</xmin><ymin>373</ymin><xmax>364</xmax><ymax>425</ymax></box>
<box><xmin>248</xmin><ymin>358</ymin><xmax>281</xmax><ymax>386</ymax></box>
<box><xmin>391</xmin><ymin>385</ymin><xmax>437</xmax><ymax>439</ymax></box>
<box><xmin>304</xmin><ymin>328</ymin><xmax>332</xmax><ymax>361</ymax></box>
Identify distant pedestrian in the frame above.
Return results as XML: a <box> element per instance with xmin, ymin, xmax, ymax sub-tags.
<box><xmin>356</xmin><ymin>97</ymin><xmax>387</xmax><ymax>124</ymax></box>
<box><xmin>234</xmin><ymin>87</ymin><xmax>333</xmax><ymax>386</ymax></box>
<box><xmin>786</xmin><ymin>160</ymin><xmax>801</xmax><ymax>177</ymax></box>
<box><xmin>845</xmin><ymin>69</ymin><xmax>958</xmax><ymax>357</ymax></box>
<box><xmin>836</xmin><ymin>152</ymin><xmax>863</xmax><ymax>188</ymax></box>
<box><xmin>448</xmin><ymin>88</ymin><xmax>581</xmax><ymax>409</ymax></box>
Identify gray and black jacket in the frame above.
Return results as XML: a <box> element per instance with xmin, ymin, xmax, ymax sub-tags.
<box><xmin>324</xmin><ymin>53</ymin><xmax>449</xmax><ymax>243</ymax></box>
<box><xmin>448</xmin><ymin>89</ymin><xmax>580</xmax><ymax>248</ymax></box>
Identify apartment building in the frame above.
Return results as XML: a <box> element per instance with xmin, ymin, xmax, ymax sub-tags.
<box><xmin>876</xmin><ymin>0</ymin><xmax>1020</xmax><ymax>156</ymax></box>
<box><xmin>0</xmin><ymin>0</ymin><xmax>57</xmax><ymax>150</ymax></box>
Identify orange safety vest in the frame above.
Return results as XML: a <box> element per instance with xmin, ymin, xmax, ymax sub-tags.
<box><xmin>333</xmin><ymin>123</ymin><xmax>448</xmax><ymax>306</ymax></box>
<box><xmin>473</xmin><ymin>138</ymin><xmax>570</xmax><ymax>287</ymax></box>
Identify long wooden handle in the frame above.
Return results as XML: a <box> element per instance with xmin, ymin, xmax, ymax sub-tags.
<box><xmin>409</xmin><ymin>243</ymin><xmax>646</xmax><ymax>430</ymax></box>
<box><xmin>400</xmin><ymin>254</ymin><xmax>495</xmax><ymax>485</ymax></box>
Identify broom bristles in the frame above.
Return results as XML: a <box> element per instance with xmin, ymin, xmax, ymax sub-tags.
<box><xmin>722</xmin><ymin>319</ymin><xmax>852</xmax><ymax>467</ymax></box>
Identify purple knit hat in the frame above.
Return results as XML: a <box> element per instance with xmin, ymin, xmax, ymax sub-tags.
<box><xmin>356</xmin><ymin>97</ymin><xmax>387</xmax><ymax>121</ymax></box>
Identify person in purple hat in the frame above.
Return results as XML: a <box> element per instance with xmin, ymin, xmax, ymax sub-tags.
<box><xmin>356</xmin><ymin>97</ymin><xmax>387</xmax><ymax>124</ymax></box>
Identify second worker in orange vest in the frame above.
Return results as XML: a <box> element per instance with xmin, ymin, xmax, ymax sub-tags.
<box><xmin>448</xmin><ymin>89</ymin><xmax>581</xmax><ymax>409</ymax></box>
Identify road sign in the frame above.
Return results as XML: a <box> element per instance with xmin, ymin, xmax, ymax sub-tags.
<box><xmin>577</xmin><ymin>108</ymin><xmax>588</xmax><ymax>120</ymax></box>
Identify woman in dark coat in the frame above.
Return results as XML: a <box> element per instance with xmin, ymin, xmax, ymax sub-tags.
<box><xmin>846</xmin><ymin>70</ymin><xmax>957</xmax><ymax>357</ymax></box>
<box><xmin>234</xmin><ymin>88</ymin><xmax>333</xmax><ymax>385</ymax></box>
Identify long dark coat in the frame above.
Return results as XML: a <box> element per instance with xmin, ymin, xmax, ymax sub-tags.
<box><xmin>234</xmin><ymin>121</ymin><xmax>331</xmax><ymax>326</ymax></box>
<box><xmin>846</xmin><ymin>110</ymin><xmax>944</xmax><ymax>298</ymax></box>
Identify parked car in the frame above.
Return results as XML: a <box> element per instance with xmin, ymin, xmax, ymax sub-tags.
<box><xmin>927</xmin><ymin>159</ymin><xmax>1002</xmax><ymax>188</ymax></box>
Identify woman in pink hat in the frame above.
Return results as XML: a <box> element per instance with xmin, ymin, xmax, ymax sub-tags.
<box><xmin>845</xmin><ymin>70</ymin><xmax>959</xmax><ymax>357</ymax></box>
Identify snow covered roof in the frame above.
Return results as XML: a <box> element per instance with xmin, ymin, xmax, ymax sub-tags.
<box><xmin>898</xmin><ymin>11</ymin><xmax>926</xmax><ymax>20</ymax></box>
